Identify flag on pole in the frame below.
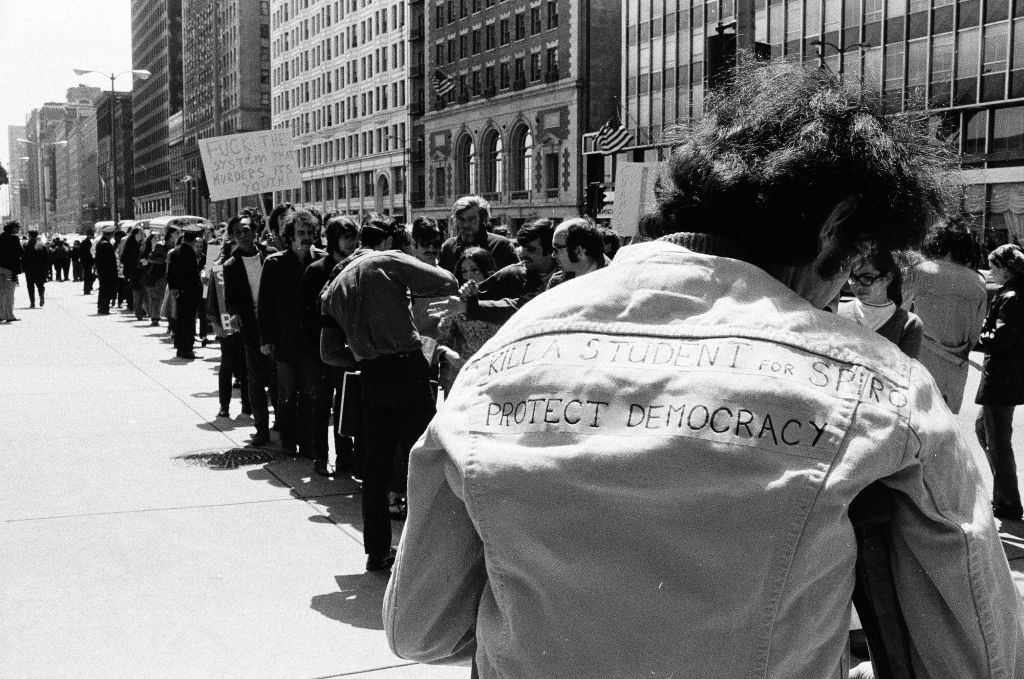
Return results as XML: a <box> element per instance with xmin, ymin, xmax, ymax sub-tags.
<box><xmin>597</xmin><ymin>111</ymin><xmax>632</xmax><ymax>155</ymax></box>
<box><xmin>431</xmin><ymin>68</ymin><xmax>456</xmax><ymax>97</ymax></box>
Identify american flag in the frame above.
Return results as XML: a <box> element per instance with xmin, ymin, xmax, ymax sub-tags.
<box><xmin>597</xmin><ymin>111</ymin><xmax>632</xmax><ymax>154</ymax></box>
<box><xmin>432</xmin><ymin>68</ymin><xmax>456</xmax><ymax>97</ymax></box>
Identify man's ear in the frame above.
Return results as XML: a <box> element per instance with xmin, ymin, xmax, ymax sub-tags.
<box><xmin>819</xmin><ymin>196</ymin><xmax>859</xmax><ymax>245</ymax></box>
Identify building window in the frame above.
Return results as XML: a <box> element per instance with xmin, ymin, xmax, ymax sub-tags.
<box><xmin>500</xmin><ymin>18</ymin><xmax>510</xmax><ymax>44</ymax></box>
<box><xmin>472</xmin><ymin>29</ymin><xmax>481</xmax><ymax>54</ymax></box>
<box><xmin>545</xmin><ymin>152</ymin><xmax>558</xmax><ymax>191</ymax></box>
<box><xmin>546</xmin><ymin>47</ymin><xmax>558</xmax><ymax>77</ymax></box>
<box><xmin>530</xmin><ymin>52</ymin><xmax>542</xmax><ymax>81</ymax></box>
<box><xmin>456</xmin><ymin>135</ymin><xmax>476</xmax><ymax>194</ymax></box>
<box><xmin>547</xmin><ymin>1</ymin><xmax>558</xmax><ymax>28</ymax></box>
<box><xmin>515</xmin><ymin>12</ymin><xmax>525</xmax><ymax>40</ymax></box>
<box><xmin>482</xmin><ymin>129</ymin><xmax>503</xmax><ymax>193</ymax></box>
<box><xmin>486</xmin><ymin>23</ymin><xmax>496</xmax><ymax>50</ymax></box>
<box><xmin>435</xmin><ymin>166</ymin><xmax>446</xmax><ymax>198</ymax></box>
<box><xmin>509</xmin><ymin>125</ymin><xmax>533</xmax><ymax>192</ymax></box>
<box><xmin>531</xmin><ymin>7</ymin><xmax>542</xmax><ymax>34</ymax></box>
<box><xmin>436</xmin><ymin>4</ymin><xmax>445</xmax><ymax>27</ymax></box>
<box><xmin>500</xmin><ymin>61</ymin><xmax>511</xmax><ymax>88</ymax></box>
<box><xmin>991</xmin><ymin>105</ymin><xmax>1024</xmax><ymax>154</ymax></box>
<box><xmin>460</xmin><ymin>33</ymin><xmax>468</xmax><ymax>59</ymax></box>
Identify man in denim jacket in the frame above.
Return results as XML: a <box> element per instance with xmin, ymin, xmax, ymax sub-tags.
<box><xmin>385</xmin><ymin>61</ymin><xmax>1024</xmax><ymax>678</ymax></box>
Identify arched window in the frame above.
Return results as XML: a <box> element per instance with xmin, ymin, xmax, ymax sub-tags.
<box><xmin>481</xmin><ymin>129</ymin><xmax>504</xmax><ymax>193</ymax></box>
<box><xmin>510</xmin><ymin>125</ymin><xmax>533</xmax><ymax>192</ymax></box>
<box><xmin>456</xmin><ymin>135</ymin><xmax>476</xmax><ymax>195</ymax></box>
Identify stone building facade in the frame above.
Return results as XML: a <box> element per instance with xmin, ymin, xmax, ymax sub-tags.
<box><xmin>419</xmin><ymin>0</ymin><xmax>620</xmax><ymax>232</ymax></box>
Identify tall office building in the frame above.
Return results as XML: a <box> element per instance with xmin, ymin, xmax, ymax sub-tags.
<box><xmin>96</xmin><ymin>91</ymin><xmax>135</xmax><ymax>222</ymax></box>
<box><xmin>53</xmin><ymin>105</ymin><xmax>101</xmax><ymax>234</ymax></box>
<box><xmin>6</xmin><ymin>126</ymin><xmax>27</xmax><ymax>223</ymax></box>
<box><xmin>270</xmin><ymin>0</ymin><xmax>411</xmax><ymax>220</ymax></box>
<box><xmin>595</xmin><ymin>0</ymin><xmax>1024</xmax><ymax>247</ymax></box>
<box><xmin>418</xmin><ymin>0</ymin><xmax>621</xmax><ymax>230</ymax></box>
<box><xmin>182</xmin><ymin>0</ymin><xmax>273</xmax><ymax>220</ymax></box>
<box><xmin>132</xmin><ymin>0</ymin><xmax>184</xmax><ymax>218</ymax></box>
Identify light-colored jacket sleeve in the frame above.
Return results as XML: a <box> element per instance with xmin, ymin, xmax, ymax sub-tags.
<box><xmin>885</xmin><ymin>367</ymin><xmax>1024</xmax><ymax>677</ymax></box>
<box><xmin>384</xmin><ymin>423</ymin><xmax>484</xmax><ymax>665</ymax></box>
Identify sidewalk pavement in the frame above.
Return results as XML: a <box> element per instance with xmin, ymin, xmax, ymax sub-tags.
<box><xmin>0</xmin><ymin>281</ymin><xmax>466</xmax><ymax>679</ymax></box>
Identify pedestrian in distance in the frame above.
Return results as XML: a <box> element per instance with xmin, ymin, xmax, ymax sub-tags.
<box><xmin>121</xmin><ymin>227</ymin><xmax>146</xmax><ymax>321</ymax></box>
<box><xmin>902</xmin><ymin>219</ymin><xmax>987</xmax><ymax>413</ymax></box>
<box><xmin>437</xmin><ymin>195</ymin><xmax>518</xmax><ymax>276</ymax></box>
<box><xmin>975</xmin><ymin>243</ymin><xmax>1024</xmax><ymax>521</ymax></box>
<box><xmin>166</xmin><ymin>225</ymin><xmax>205</xmax><ymax>359</ymax></box>
<box><xmin>69</xmin><ymin>237</ymin><xmax>82</xmax><ymax>281</ymax></box>
<box><xmin>385</xmin><ymin>60</ymin><xmax>1024</xmax><ymax>678</ymax></box>
<box><xmin>0</xmin><ymin>221</ymin><xmax>24</xmax><ymax>322</ymax></box>
<box><xmin>79</xmin><ymin>235</ymin><xmax>95</xmax><ymax>295</ymax></box>
<box><xmin>94</xmin><ymin>225</ymin><xmax>118</xmax><ymax>314</ymax></box>
<box><xmin>20</xmin><ymin>229</ymin><xmax>49</xmax><ymax>309</ymax></box>
<box><xmin>51</xmin><ymin>237</ymin><xmax>70</xmax><ymax>282</ymax></box>
<box><xmin>140</xmin><ymin>233</ymin><xmax>167</xmax><ymax>326</ymax></box>
<box><xmin>113</xmin><ymin>229</ymin><xmax>128</xmax><ymax>308</ymax></box>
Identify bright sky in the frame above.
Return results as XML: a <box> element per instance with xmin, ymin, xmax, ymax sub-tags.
<box><xmin>0</xmin><ymin>0</ymin><xmax>133</xmax><ymax>214</ymax></box>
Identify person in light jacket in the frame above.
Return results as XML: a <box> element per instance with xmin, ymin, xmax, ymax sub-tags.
<box><xmin>902</xmin><ymin>220</ymin><xmax>987</xmax><ymax>413</ymax></box>
<box><xmin>384</xmin><ymin>60</ymin><xmax>1024</xmax><ymax>679</ymax></box>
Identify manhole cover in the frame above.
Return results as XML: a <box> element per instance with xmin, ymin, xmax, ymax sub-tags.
<box><xmin>176</xmin><ymin>447</ymin><xmax>281</xmax><ymax>469</ymax></box>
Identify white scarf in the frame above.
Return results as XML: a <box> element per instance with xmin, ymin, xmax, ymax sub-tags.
<box><xmin>838</xmin><ymin>298</ymin><xmax>896</xmax><ymax>332</ymax></box>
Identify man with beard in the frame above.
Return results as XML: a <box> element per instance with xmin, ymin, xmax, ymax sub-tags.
<box><xmin>166</xmin><ymin>225</ymin><xmax>205</xmax><ymax>359</ymax></box>
<box><xmin>258</xmin><ymin>209</ymin><xmax>321</xmax><ymax>456</ymax></box>
<box><xmin>94</xmin><ymin>225</ymin><xmax>118</xmax><ymax>314</ymax></box>
<box><xmin>437</xmin><ymin>196</ymin><xmax>517</xmax><ymax>275</ymax></box>
<box><xmin>301</xmin><ymin>214</ymin><xmax>361</xmax><ymax>476</ymax></box>
<box><xmin>386</xmin><ymin>61</ymin><xmax>1024</xmax><ymax>678</ymax></box>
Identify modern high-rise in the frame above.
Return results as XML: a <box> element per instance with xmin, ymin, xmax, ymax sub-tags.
<box><xmin>182</xmin><ymin>0</ymin><xmax>273</xmax><ymax>220</ymax></box>
<box><xmin>270</xmin><ymin>0</ymin><xmax>411</xmax><ymax>220</ymax></box>
<box><xmin>96</xmin><ymin>91</ymin><xmax>135</xmax><ymax>222</ymax></box>
<box><xmin>418</xmin><ymin>0</ymin><xmax>621</xmax><ymax>231</ymax></box>
<box><xmin>53</xmin><ymin>105</ymin><xmax>102</xmax><ymax>234</ymax></box>
<box><xmin>595</xmin><ymin>0</ymin><xmax>1024</xmax><ymax>248</ymax></box>
<box><xmin>131</xmin><ymin>0</ymin><xmax>184</xmax><ymax>218</ymax></box>
<box><xmin>6</xmin><ymin>126</ymin><xmax>27</xmax><ymax>223</ymax></box>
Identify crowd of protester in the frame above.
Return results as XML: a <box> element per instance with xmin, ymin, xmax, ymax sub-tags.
<box><xmin>5</xmin><ymin>60</ymin><xmax>1024</xmax><ymax>676</ymax></box>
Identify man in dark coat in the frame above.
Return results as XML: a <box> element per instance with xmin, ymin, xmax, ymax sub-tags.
<box><xmin>20</xmin><ymin>229</ymin><xmax>50</xmax><ymax>308</ymax></box>
<box><xmin>224</xmin><ymin>214</ymin><xmax>277</xmax><ymax>446</ymax></box>
<box><xmin>437</xmin><ymin>195</ymin><xmax>518</xmax><ymax>275</ymax></box>
<box><xmin>94</xmin><ymin>227</ymin><xmax>118</xmax><ymax>314</ymax></box>
<box><xmin>258</xmin><ymin>209</ymin><xmax>320</xmax><ymax>455</ymax></box>
<box><xmin>79</xmin><ymin>235</ymin><xmax>96</xmax><ymax>294</ymax></box>
<box><xmin>166</xmin><ymin>225</ymin><xmax>205</xmax><ymax>359</ymax></box>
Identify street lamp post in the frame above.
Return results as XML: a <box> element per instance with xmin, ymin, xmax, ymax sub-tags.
<box><xmin>73</xmin><ymin>68</ymin><xmax>151</xmax><ymax>230</ymax></box>
<box><xmin>809</xmin><ymin>39</ymin><xmax>868</xmax><ymax>79</ymax></box>
<box><xmin>17</xmin><ymin>137</ymin><xmax>67</xmax><ymax>232</ymax></box>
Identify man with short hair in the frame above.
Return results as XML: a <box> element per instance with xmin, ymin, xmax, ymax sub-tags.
<box><xmin>258</xmin><ymin>209</ymin><xmax>321</xmax><ymax>456</ymax></box>
<box><xmin>166</xmin><ymin>225</ymin><xmax>205</xmax><ymax>359</ymax></box>
<box><xmin>386</xmin><ymin>61</ymin><xmax>1024</xmax><ymax>677</ymax></box>
<box><xmin>224</xmin><ymin>214</ymin><xmax>277</xmax><ymax>446</ymax></box>
<box><xmin>94</xmin><ymin>226</ymin><xmax>118</xmax><ymax>314</ymax></box>
<box><xmin>20</xmin><ymin>229</ymin><xmax>49</xmax><ymax>308</ymax></box>
<box><xmin>548</xmin><ymin>217</ymin><xmax>608</xmax><ymax>289</ymax></box>
<box><xmin>79</xmin><ymin>235</ymin><xmax>95</xmax><ymax>294</ymax></box>
<box><xmin>321</xmin><ymin>214</ymin><xmax>458</xmax><ymax>572</ymax></box>
<box><xmin>437</xmin><ymin>195</ymin><xmax>518</xmax><ymax>275</ymax></box>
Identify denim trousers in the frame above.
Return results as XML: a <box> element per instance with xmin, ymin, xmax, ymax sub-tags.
<box><xmin>976</xmin><ymin>405</ymin><xmax>1023</xmax><ymax>514</ymax></box>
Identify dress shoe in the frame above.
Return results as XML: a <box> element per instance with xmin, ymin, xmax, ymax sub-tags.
<box><xmin>176</xmin><ymin>350</ymin><xmax>197</xmax><ymax>360</ymax></box>
<box><xmin>250</xmin><ymin>431</ymin><xmax>271</xmax><ymax>447</ymax></box>
<box><xmin>366</xmin><ymin>548</ymin><xmax>396</xmax><ymax>572</ymax></box>
<box><xmin>313</xmin><ymin>462</ymin><xmax>334</xmax><ymax>477</ymax></box>
<box><xmin>216</xmin><ymin>406</ymin><xmax>230</xmax><ymax>418</ymax></box>
<box><xmin>280</xmin><ymin>441</ymin><xmax>298</xmax><ymax>456</ymax></box>
<box><xmin>150</xmin><ymin>319</ymin><xmax>159</xmax><ymax>326</ymax></box>
<box><xmin>240</xmin><ymin>405</ymin><xmax>252</xmax><ymax>415</ymax></box>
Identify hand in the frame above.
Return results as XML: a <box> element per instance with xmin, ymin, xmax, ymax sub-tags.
<box><xmin>459</xmin><ymin>280</ymin><xmax>480</xmax><ymax>299</ymax></box>
<box><xmin>260</xmin><ymin>343</ymin><xmax>274</xmax><ymax>356</ymax></box>
<box><xmin>427</xmin><ymin>295</ymin><xmax>466</xmax><ymax>321</ymax></box>
<box><xmin>849</xmin><ymin>661</ymin><xmax>874</xmax><ymax>679</ymax></box>
<box><xmin>443</xmin><ymin>348</ymin><xmax>466</xmax><ymax>373</ymax></box>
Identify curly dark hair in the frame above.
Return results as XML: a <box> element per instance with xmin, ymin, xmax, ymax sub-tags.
<box><xmin>922</xmin><ymin>216</ymin><xmax>980</xmax><ymax>266</ymax></box>
<box><xmin>655</xmin><ymin>60</ymin><xmax>955</xmax><ymax>275</ymax></box>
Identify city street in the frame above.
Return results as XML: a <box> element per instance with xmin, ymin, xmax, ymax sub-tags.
<box><xmin>0</xmin><ymin>280</ymin><xmax>464</xmax><ymax>679</ymax></box>
<box><xmin>3</xmin><ymin>278</ymin><xmax>1024</xmax><ymax>678</ymax></box>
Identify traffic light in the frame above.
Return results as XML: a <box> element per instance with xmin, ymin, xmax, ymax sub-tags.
<box><xmin>585</xmin><ymin>182</ymin><xmax>606</xmax><ymax>218</ymax></box>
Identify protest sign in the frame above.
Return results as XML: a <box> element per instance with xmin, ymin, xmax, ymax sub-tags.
<box><xmin>198</xmin><ymin>129</ymin><xmax>301</xmax><ymax>201</ymax></box>
<box><xmin>610</xmin><ymin>162</ymin><xmax>662</xmax><ymax>239</ymax></box>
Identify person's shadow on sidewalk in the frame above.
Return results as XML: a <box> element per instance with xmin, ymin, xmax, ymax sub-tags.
<box><xmin>310</xmin><ymin>573</ymin><xmax>389</xmax><ymax>630</ymax></box>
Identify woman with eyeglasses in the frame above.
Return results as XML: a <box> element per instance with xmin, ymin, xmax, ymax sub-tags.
<box><xmin>837</xmin><ymin>250</ymin><xmax>923</xmax><ymax>359</ymax></box>
<box><xmin>975</xmin><ymin>243</ymin><xmax>1024</xmax><ymax>521</ymax></box>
